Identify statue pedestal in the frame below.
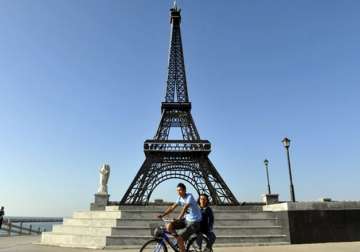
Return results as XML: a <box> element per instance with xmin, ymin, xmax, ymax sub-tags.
<box><xmin>262</xmin><ymin>194</ymin><xmax>279</xmax><ymax>205</ymax></box>
<box><xmin>90</xmin><ymin>193</ymin><xmax>110</xmax><ymax>211</ymax></box>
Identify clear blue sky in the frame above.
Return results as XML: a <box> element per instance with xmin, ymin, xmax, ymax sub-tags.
<box><xmin>1</xmin><ymin>0</ymin><xmax>359</xmax><ymax>217</ymax></box>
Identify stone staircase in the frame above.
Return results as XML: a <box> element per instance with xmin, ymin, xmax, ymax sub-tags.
<box><xmin>41</xmin><ymin>205</ymin><xmax>290</xmax><ymax>249</ymax></box>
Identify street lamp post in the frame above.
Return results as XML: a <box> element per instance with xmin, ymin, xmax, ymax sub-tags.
<box><xmin>264</xmin><ymin>159</ymin><xmax>271</xmax><ymax>194</ymax></box>
<box><xmin>282</xmin><ymin>137</ymin><xmax>296</xmax><ymax>202</ymax></box>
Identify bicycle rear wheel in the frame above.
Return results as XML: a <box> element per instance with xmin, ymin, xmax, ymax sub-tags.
<box><xmin>140</xmin><ymin>238</ymin><xmax>168</xmax><ymax>252</ymax></box>
<box><xmin>186</xmin><ymin>234</ymin><xmax>212</xmax><ymax>252</ymax></box>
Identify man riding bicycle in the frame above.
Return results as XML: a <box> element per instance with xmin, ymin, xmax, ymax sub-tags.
<box><xmin>157</xmin><ymin>183</ymin><xmax>202</xmax><ymax>252</ymax></box>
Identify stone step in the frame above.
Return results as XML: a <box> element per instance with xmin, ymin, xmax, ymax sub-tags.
<box><xmin>209</xmin><ymin>218</ymin><xmax>280</xmax><ymax>226</ymax></box>
<box><xmin>111</xmin><ymin>226</ymin><xmax>151</xmax><ymax>236</ymax></box>
<box><xmin>52</xmin><ymin>225</ymin><xmax>112</xmax><ymax>236</ymax></box>
<box><xmin>41</xmin><ymin>232</ymin><xmax>106</xmax><ymax>249</ymax></box>
<box><xmin>71</xmin><ymin>210</ymin><xmax>276</xmax><ymax>222</ymax></box>
<box><xmin>110</xmin><ymin>225</ymin><xmax>283</xmax><ymax>236</ymax></box>
<box><xmin>214</xmin><ymin>226</ymin><xmax>283</xmax><ymax>236</ymax></box>
<box><xmin>214</xmin><ymin>241</ymin><xmax>290</xmax><ymax>247</ymax></box>
<box><xmin>63</xmin><ymin>218</ymin><xmax>117</xmax><ymax>227</ymax></box>
<box><xmin>108</xmin><ymin>206</ymin><xmax>270</xmax><ymax>215</ymax></box>
<box><xmin>216</xmin><ymin>235</ymin><xmax>288</xmax><ymax>244</ymax></box>
<box><xmin>106</xmin><ymin>242</ymin><xmax>290</xmax><ymax>250</ymax></box>
<box><xmin>214</xmin><ymin>211</ymin><xmax>276</xmax><ymax>219</ymax></box>
<box><xmin>114</xmin><ymin>217</ymin><xmax>279</xmax><ymax>227</ymax></box>
<box><xmin>107</xmin><ymin>205</ymin><xmax>265</xmax><ymax>211</ymax></box>
<box><xmin>106</xmin><ymin>235</ymin><xmax>152</xmax><ymax>246</ymax></box>
<box><xmin>117</xmin><ymin>209</ymin><xmax>274</xmax><ymax>219</ymax></box>
<box><xmin>105</xmin><ymin>234</ymin><xmax>288</xmax><ymax>246</ymax></box>
<box><xmin>72</xmin><ymin>211</ymin><xmax>121</xmax><ymax>219</ymax></box>
<box><xmin>63</xmin><ymin>217</ymin><xmax>279</xmax><ymax>229</ymax></box>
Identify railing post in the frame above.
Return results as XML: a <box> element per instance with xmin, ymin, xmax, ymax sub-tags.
<box><xmin>29</xmin><ymin>224</ymin><xmax>32</xmax><ymax>235</ymax></box>
<box><xmin>20</xmin><ymin>222</ymin><xmax>23</xmax><ymax>235</ymax></box>
<box><xmin>8</xmin><ymin>222</ymin><xmax>11</xmax><ymax>236</ymax></box>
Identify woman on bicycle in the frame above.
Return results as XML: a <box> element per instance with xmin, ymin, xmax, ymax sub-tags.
<box><xmin>198</xmin><ymin>193</ymin><xmax>216</xmax><ymax>247</ymax></box>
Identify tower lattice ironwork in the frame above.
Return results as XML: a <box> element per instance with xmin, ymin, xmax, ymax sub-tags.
<box><xmin>120</xmin><ymin>5</ymin><xmax>239</xmax><ymax>205</ymax></box>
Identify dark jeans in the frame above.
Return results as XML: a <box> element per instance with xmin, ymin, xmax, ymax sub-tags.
<box><xmin>205</xmin><ymin>231</ymin><xmax>216</xmax><ymax>246</ymax></box>
<box><xmin>172</xmin><ymin>219</ymin><xmax>201</xmax><ymax>241</ymax></box>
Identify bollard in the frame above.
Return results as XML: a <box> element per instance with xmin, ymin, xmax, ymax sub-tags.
<box><xmin>38</xmin><ymin>227</ymin><xmax>41</xmax><ymax>234</ymax></box>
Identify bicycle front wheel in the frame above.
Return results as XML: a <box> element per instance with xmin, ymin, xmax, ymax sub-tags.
<box><xmin>186</xmin><ymin>235</ymin><xmax>212</xmax><ymax>252</ymax></box>
<box><xmin>140</xmin><ymin>239</ymin><xmax>168</xmax><ymax>252</ymax></box>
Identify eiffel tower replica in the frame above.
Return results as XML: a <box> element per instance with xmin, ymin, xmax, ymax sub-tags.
<box><xmin>120</xmin><ymin>3</ymin><xmax>239</xmax><ymax>206</ymax></box>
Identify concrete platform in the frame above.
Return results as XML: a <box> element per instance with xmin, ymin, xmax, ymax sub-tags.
<box><xmin>2</xmin><ymin>236</ymin><xmax>360</xmax><ymax>252</ymax></box>
<box><xmin>41</xmin><ymin>206</ymin><xmax>289</xmax><ymax>248</ymax></box>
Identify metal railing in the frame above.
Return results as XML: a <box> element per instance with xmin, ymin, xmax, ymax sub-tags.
<box><xmin>144</xmin><ymin>140</ymin><xmax>211</xmax><ymax>152</ymax></box>
<box><xmin>1</xmin><ymin>218</ymin><xmax>62</xmax><ymax>236</ymax></box>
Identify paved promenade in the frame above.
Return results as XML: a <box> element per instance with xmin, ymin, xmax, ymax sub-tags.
<box><xmin>1</xmin><ymin>236</ymin><xmax>360</xmax><ymax>252</ymax></box>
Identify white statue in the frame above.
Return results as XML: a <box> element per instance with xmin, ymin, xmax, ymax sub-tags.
<box><xmin>97</xmin><ymin>164</ymin><xmax>110</xmax><ymax>194</ymax></box>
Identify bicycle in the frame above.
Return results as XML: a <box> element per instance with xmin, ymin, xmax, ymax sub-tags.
<box><xmin>140</xmin><ymin>218</ymin><xmax>212</xmax><ymax>252</ymax></box>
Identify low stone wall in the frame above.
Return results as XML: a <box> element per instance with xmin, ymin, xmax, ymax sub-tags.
<box><xmin>263</xmin><ymin>202</ymin><xmax>360</xmax><ymax>244</ymax></box>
